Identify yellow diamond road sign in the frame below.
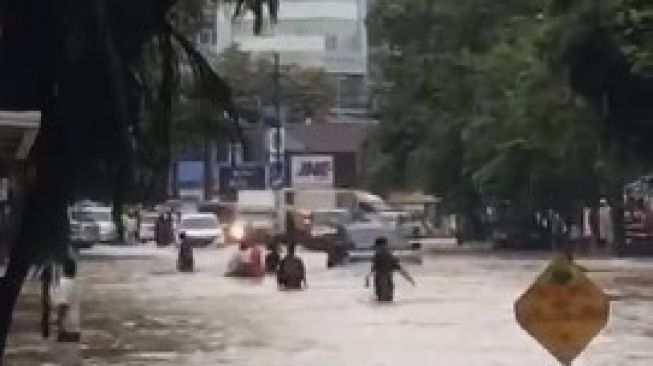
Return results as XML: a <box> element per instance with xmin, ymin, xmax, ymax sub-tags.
<box><xmin>515</xmin><ymin>257</ymin><xmax>610</xmax><ymax>365</ymax></box>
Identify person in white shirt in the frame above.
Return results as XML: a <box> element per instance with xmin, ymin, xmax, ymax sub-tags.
<box><xmin>123</xmin><ymin>212</ymin><xmax>137</xmax><ymax>246</ymax></box>
<box><xmin>53</xmin><ymin>258</ymin><xmax>81</xmax><ymax>365</ymax></box>
<box><xmin>598</xmin><ymin>198</ymin><xmax>614</xmax><ymax>249</ymax></box>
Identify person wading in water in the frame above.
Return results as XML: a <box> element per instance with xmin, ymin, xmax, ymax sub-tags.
<box><xmin>177</xmin><ymin>232</ymin><xmax>194</xmax><ymax>272</ymax></box>
<box><xmin>365</xmin><ymin>237</ymin><xmax>415</xmax><ymax>302</ymax></box>
<box><xmin>277</xmin><ymin>244</ymin><xmax>307</xmax><ymax>290</ymax></box>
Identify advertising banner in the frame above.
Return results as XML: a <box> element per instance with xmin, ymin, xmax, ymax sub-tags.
<box><xmin>291</xmin><ymin>155</ymin><xmax>334</xmax><ymax>189</ymax></box>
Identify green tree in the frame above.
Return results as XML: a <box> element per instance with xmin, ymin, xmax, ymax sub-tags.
<box><xmin>541</xmin><ymin>0</ymin><xmax>653</xmax><ymax>247</ymax></box>
<box><xmin>214</xmin><ymin>46</ymin><xmax>336</xmax><ymax>123</ymax></box>
<box><xmin>366</xmin><ymin>0</ymin><xmax>653</xmax><ymax>239</ymax></box>
<box><xmin>366</xmin><ymin>0</ymin><xmax>542</xmax><ymax>237</ymax></box>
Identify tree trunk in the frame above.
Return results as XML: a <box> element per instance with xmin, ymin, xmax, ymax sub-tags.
<box><xmin>203</xmin><ymin>119</ymin><xmax>214</xmax><ymax>201</ymax></box>
<box><xmin>40</xmin><ymin>264</ymin><xmax>52</xmax><ymax>339</ymax></box>
<box><xmin>0</xmin><ymin>86</ymin><xmax>70</xmax><ymax>362</ymax></box>
<box><xmin>610</xmin><ymin>146</ymin><xmax>627</xmax><ymax>256</ymax></box>
<box><xmin>0</xmin><ymin>177</ymin><xmax>69</xmax><ymax>362</ymax></box>
<box><xmin>611</xmin><ymin>176</ymin><xmax>626</xmax><ymax>256</ymax></box>
<box><xmin>0</xmin><ymin>247</ymin><xmax>31</xmax><ymax>362</ymax></box>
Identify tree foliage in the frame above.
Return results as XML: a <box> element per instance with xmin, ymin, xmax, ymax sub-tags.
<box><xmin>213</xmin><ymin>46</ymin><xmax>336</xmax><ymax>123</ymax></box>
<box><xmin>366</xmin><ymin>0</ymin><xmax>653</xmax><ymax>236</ymax></box>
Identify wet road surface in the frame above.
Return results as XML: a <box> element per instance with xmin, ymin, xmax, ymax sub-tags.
<box><xmin>7</xmin><ymin>245</ymin><xmax>653</xmax><ymax>365</ymax></box>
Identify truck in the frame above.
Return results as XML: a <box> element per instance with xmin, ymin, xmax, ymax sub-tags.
<box><xmin>286</xmin><ymin>190</ymin><xmax>345</xmax><ymax>250</ymax></box>
<box><xmin>284</xmin><ymin>189</ymin><xmax>400</xmax><ymax>250</ymax></box>
<box><xmin>230</xmin><ymin>190</ymin><xmax>279</xmax><ymax>244</ymax></box>
<box><xmin>285</xmin><ymin>189</ymin><xmax>392</xmax><ymax>224</ymax></box>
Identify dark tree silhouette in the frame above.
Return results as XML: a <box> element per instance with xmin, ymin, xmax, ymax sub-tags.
<box><xmin>0</xmin><ymin>0</ymin><xmax>276</xmax><ymax>360</ymax></box>
<box><xmin>564</xmin><ymin>28</ymin><xmax>653</xmax><ymax>252</ymax></box>
<box><xmin>566</xmin><ymin>29</ymin><xmax>653</xmax><ymax>158</ymax></box>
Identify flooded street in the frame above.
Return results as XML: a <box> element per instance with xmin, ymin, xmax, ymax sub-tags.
<box><xmin>7</xmin><ymin>245</ymin><xmax>653</xmax><ymax>365</ymax></box>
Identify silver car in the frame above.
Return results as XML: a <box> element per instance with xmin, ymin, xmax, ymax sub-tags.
<box><xmin>69</xmin><ymin>212</ymin><xmax>101</xmax><ymax>249</ymax></box>
<box><xmin>335</xmin><ymin>221</ymin><xmax>423</xmax><ymax>264</ymax></box>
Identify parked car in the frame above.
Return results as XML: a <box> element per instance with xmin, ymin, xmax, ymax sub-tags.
<box><xmin>71</xmin><ymin>204</ymin><xmax>120</xmax><ymax>243</ymax></box>
<box><xmin>333</xmin><ymin>221</ymin><xmax>422</xmax><ymax>264</ymax></box>
<box><xmin>295</xmin><ymin>209</ymin><xmax>351</xmax><ymax>251</ymax></box>
<box><xmin>491</xmin><ymin>220</ymin><xmax>547</xmax><ymax>250</ymax></box>
<box><xmin>179</xmin><ymin>213</ymin><xmax>225</xmax><ymax>247</ymax></box>
<box><xmin>82</xmin><ymin>206</ymin><xmax>119</xmax><ymax>243</ymax></box>
<box><xmin>69</xmin><ymin>210</ymin><xmax>100</xmax><ymax>249</ymax></box>
<box><xmin>198</xmin><ymin>201</ymin><xmax>237</xmax><ymax>236</ymax></box>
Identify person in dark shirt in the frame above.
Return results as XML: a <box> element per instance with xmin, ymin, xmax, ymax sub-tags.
<box><xmin>177</xmin><ymin>232</ymin><xmax>194</xmax><ymax>272</ymax></box>
<box><xmin>265</xmin><ymin>241</ymin><xmax>281</xmax><ymax>273</ymax></box>
<box><xmin>277</xmin><ymin>244</ymin><xmax>307</xmax><ymax>290</ymax></box>
<box><xmin>366</xmin><ymin>237</ymin><xmax>415</xmax><ymax>302</ymax></box>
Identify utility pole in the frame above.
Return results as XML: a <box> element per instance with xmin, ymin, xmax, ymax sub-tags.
<box><xmin>272</xmin><ymin>52</ymin><xmax>284</xmax><ymax>237</ymax></box>
<box><xmin>202</xmin><ymin>99</ymin><xmax>214</xmax><ymax>201</ymax></box>
<box><xmin>274</xmin><ymin>52</ymin><xmax>281</xmax><ymax>177</ymax></box>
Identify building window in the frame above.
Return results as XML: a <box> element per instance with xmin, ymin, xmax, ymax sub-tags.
<box><xmin>326</xmin><ymin>35</ymin><xmax>338</xmax><ymax>51</ymax></box>
<box><xmin>199</xmin><ymin>30</ymin><xmax>210</xmax><ymax>45</ymax></box>
<box><xmin>202</xmin><ymin>12</ymin><xmax>215</xmax><ymax>25</ymax></box>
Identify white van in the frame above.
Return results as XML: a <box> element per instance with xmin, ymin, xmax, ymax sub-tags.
<box><xmin>179</xmin><ymin>213</ymin><xmax>225</xmax><ymax>247</ymax></box>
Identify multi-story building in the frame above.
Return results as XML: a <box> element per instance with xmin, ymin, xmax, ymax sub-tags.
<box><xmin>197</xmin><ymin>0</ymin><xmax>370</xmax><ymax>115</ymax></box>
<box><xmin>182</xmin><ymin>1</ymin><xmax>373</xmax><ymax>200</ymax></box>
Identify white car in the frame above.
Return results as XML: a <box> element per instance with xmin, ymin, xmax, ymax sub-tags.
<box><xmin>69</xmin><ymin>211</ymin><xmax>100</xmax><ymax>249</ymax></box>
<box><xmin>78</xmin><ymin>206</ymin><xmax>119</xmax><ymax>243</ymax></box>
<box><xmin>179</xmin><ymin>213</ymin><xmax>225</xmax><ymax>247</ymax></box>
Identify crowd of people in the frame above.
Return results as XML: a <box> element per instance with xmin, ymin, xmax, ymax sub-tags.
<box><xmin>176</xmin><ymin>233</ymin><xmax>413</xmax><ymax>300</ymax></box>
<box><xmin>219</xmin><ymin>238</ymin><xmax>308</xmax><ymax>290</ymax></box>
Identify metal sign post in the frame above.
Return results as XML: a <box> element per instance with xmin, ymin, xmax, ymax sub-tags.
<box><xmin>272</xmin><ymin>52</ymin><xmax>284</xmax><ymax>236</ymax></box>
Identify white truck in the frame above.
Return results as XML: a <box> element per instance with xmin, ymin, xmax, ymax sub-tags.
<box><xmin>230</xmin><ymin>190</ymin><xmax>279</xmax><ymax>244</ymax></box>
<box><xmin>285</xmin><ymin>189</ymin><xmax>393</xmax><ymax>225</ymax></box>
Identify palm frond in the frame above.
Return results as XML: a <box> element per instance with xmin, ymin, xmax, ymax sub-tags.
<box><xmin>166</xmin><ymin>22</ymin><xmax>243</xmax><ymax>143</ymax></box>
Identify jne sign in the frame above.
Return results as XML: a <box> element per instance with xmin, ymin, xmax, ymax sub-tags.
<box><xmin>291</xmin><ymin>155</ymin><xmax>334</xmax><ymax>188</ymax></box>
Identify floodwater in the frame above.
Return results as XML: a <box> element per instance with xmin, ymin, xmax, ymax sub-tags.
<box><xmin>6</xmin><ymin>245</ymin><xmax>653</xmax><ymax>365</ymax></box>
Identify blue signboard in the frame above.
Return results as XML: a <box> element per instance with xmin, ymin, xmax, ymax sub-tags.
<box><xmin>177</xmin><ymin>161</ymin><xmax>203</xmax><ymax>189</ymax></box>
<box><xmin>218</xmin><ymin>164</ymin><xmax>267</xmax><ymax>194</ymax></box>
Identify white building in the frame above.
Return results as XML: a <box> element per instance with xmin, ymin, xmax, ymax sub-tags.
<box><xmin>197</xmin><ymin>0</ymin><xmax>370</xmax><ymax>115</ymax></box>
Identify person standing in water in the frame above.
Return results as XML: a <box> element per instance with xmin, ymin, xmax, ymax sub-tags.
<box><xmin>53</xmin><ymin>258</ymin><xmax>82</xmax><ymax>365</ymax></box>
<box><xmin>277</xmin><ymin>244</ymin><xmax>307</xmax><ymax>290</ymax></box>
<box><xmin>177</xmin><ymin>232</ymin><xmax>194</xmax><ymax>272</ymax></box>
<box><xmin>227</xmin><ymin>242</ymin><xmax>251</xmax><ymax>276</ymax></box>
<box><xmin>365</xmin><ymin>237</ymin><xmax>415</xmax><ymax>302</ymax></box>
<box><xmin>265</xmin><ymin>241</ymin><xmax>282</xmax><ymax>273</ymax></box>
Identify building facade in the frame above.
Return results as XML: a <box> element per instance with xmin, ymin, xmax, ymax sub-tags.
<box><xmin>181</xmin><ymin>1</ymin><xmax>373</xmax><ymax>201</ymax></box>
<box><xmin>198</xmin><ymin>0</ymin><xmax>370</xmax><ymax>115</ymax></box>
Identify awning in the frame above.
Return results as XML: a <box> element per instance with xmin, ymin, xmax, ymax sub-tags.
<box><xmin>0</xmin><ymin>111</ymin><xmax>40</xmax><ymax>161</ymax></box>
<box><xmin>387</xmin><ymin>192</ymin><xmax>441</xmax><ymax>205</ymax></box>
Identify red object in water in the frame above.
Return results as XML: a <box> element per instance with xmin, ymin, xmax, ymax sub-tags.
<box><xmin>248</xmin><ymin>246</ymin><xmax>264</xmax><ymax>277</ymax></box>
